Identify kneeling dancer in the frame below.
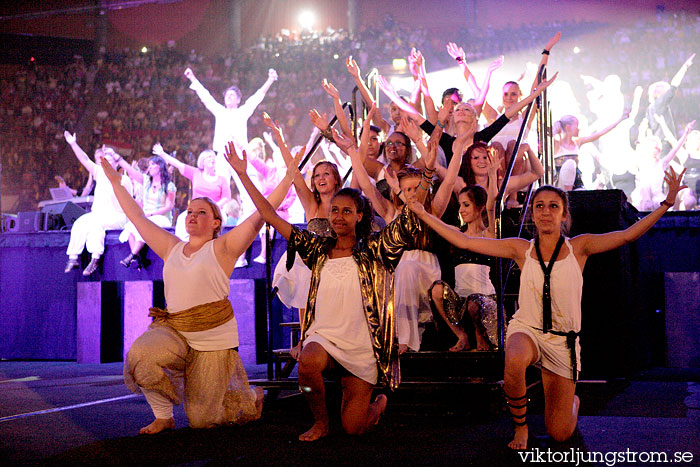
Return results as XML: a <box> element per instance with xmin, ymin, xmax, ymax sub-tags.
<box><xmin>102</xmin><ymin>141</ymin><xmax>292</xmax><ymax>434</ymax></box>
<box><xmin>406</xmin><ymin>168</ymin><xmax>686</xmax><ymax>449</ymax></box>
<box><xmin>231</xmin><ymin>145</ymin><xmax>422</xmax><ymax>441</ymax></box>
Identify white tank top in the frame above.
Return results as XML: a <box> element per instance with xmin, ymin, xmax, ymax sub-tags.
<box><xmin>163</xmin><ymin>240</ymin><xmax>238</xmax><ymax>350</ymax></box>
<box><xmin>455</xmin><ymin>263</ymin><xmax>495</xmax><ymax>298</ymax></box>
<box><xmin>513</xmin><ymin>238</ymin><xmax>583</xmax><ymax>332</ymax></box>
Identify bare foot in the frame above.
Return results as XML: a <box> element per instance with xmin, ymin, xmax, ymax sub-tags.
<box><xmin>474</xmin><ymin>331</ymin><xmax>493</xmax><ymax>351</ymax></box>
<box><xmin>572</xmin><ymin>394</ymin><xmax>580</xmax><ymax>420</ymax></box>
<box><xmin>508</xmin><ymin>424</ymin><xmax>528</xmax><ymax>450</ymax></box>
<box><xmin>253</xmin><ymin>386</ymin><xmax>264</xmax><ymax>420</ymax></box>
<box><xmin>449</xmin><ymin>333</ymin><xmax>470</xmax><ymax>352</ymax></box>
<box><xmin>398</xmin><ymin>344</ymin><xmax>409</xmax><ymax>355</ymax></box>
<box><xmin>298</xmin><ymin>421</ymin><xmax>330</xmax><ymax>442</ymax></box>
<box><xmin>139</xmin><ymin>418</ymin><xmax>174</xmax><ymax>435</ymax></box>
<box><xmin>368</xmin><ymin>394</ymin><xmax>388</xmax><ymax>426</ymax></box>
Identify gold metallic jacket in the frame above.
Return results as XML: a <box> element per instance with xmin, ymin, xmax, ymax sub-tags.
<box><xmin>286</xmin><ymin>207</ymin><xmax>422</xmax><ymax>389</ymax></box>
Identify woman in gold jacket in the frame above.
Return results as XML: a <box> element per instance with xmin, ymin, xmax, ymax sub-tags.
<box><xmin>227</xmin><ymin>145</ymin><xmax>423</xmax><ymax>442</ymax></box>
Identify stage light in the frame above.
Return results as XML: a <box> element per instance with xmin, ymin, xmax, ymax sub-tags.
<box><xmin>141</xmin><ymin>46</ymin><xmax>148</xmax><ymax>53</ymax></box>
<box><xmin>298</xmin><ymin>10</ymin><xmax>315</xmax><ymax>31</ymax></box>
<box><xmin>573</xmin><ymin>46</ymin><xmax>581</xmax><ymax>54</ymax></box>
<box><xmin>392</xmin><ymin>58</ymin><xmax>407</xmax><ymax>70</ymax></box>
<box><xmin>333</xmin><ymin>54</ymin><xmax>339</xmax><ymax>60</ymax></box>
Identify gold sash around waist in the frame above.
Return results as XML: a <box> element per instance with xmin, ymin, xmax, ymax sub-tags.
<box><xmin>148</xmin><ymin>297</ymin><xmax>234</xmax><ymax>332</ymax></box>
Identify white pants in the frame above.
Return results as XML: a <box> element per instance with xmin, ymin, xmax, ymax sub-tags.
<box><xmin>119</xmin><ymin>215</ymin><xmax>172</xmax><ymax>243</ymax></box>
<box><xmin>66</xmin><ymin>211</ymin><xmax>128</xmax><ymax>258</ymax></box>
<box><xmin>174</xmin><ymin>211</ymin><xmax>189</xmax><ymax>241</ymax></box>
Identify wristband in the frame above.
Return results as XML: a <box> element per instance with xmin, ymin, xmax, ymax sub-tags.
<box><xmin>455</xmin><ymin>57</ymin><xmax>464</xmax><ymax>63</ymax></box>
<box><xmin>395</xmin><ymin>189</ymin><xmax>403</xmax><ymax>198</ymax></box>
<box><xmin>660</xmin><ymin>200</ymin><xmax>673</xmax><ymax>208</ymax></box>
<box><xmin>436</xmin><ymin>120</ymin><xmax>446</xmax><ymax>129</ymax></box>
<box><xmin>542</xmin><ymin>49</ymin><xmax>550</xmax><ymax>55</ymax></box>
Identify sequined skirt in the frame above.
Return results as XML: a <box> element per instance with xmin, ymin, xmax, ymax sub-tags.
<box><xmin>430</xmin><ymin>280</ymin><xmax>501</xmax><ymax>348</ymax></box>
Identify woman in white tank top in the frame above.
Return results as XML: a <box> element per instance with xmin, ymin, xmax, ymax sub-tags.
<box><xmin>100</xmin><ymin>141</ymin><xmax>295</xmax><ymax>435</ymax></box>
<box><xmin>406</xmin><ymin>169</ymin><xmax>686</xmax><ymax>450</ymax></box>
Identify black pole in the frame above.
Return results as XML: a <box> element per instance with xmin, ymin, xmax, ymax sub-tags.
<box><xmin>264</xmin><ymin>223</ymin><xmax>274</xmax><ymax>380</ymax></box>
<box><xmin>494</xmin><ymin>64</ymin><xmax>544</xmax><ymax>352</ymax></box>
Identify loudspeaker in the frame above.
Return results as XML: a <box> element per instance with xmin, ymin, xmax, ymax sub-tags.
<box><xmin>567</xmin><ymin>190</ymin><xmax>642</xmax><ymax>379</ymax></box>
<box><xmin>41</xmin><ymin>202</ymin><xmax>87</xmax><ymax>231</ymax></box>
<box><xmin>13</xmin><ymin>211</ymin><xmax>45</xmax><ymax>232</ymax></box>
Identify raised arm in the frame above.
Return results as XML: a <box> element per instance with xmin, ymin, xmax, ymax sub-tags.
<box><xmin>184</xmin><ymin>67</ymin><xmax>224</xmax><ymax>115</ymax></box>
<box><xmin>346</xmin><ymin>56</ymin><xmax>391</xmax><ymax>134</ymax></box>
<box><xmin>225</xmin><ymin>142</ymin><xmax>300</xmax><ymax>241</ymax></box>
<box><xmin>576</xmin><ymin>109</ymin><xmax>630</xmax><ymax>146</ymax></box>
<box><xmin>400</xmin><ymin>115</ymin><xmax>429</xmax><ymax>167</ymax></box>
<box><xmin>100</xmin><ymin>158</ymin><xmax>180</xmax><ymax>260</ymax></box>
<box><xmin>407</xmin><ymin>49</ymin><xmax>426</xmax><ymax>114</ymax></box>
<box><xmin>345</xmin><ymin>121</ymin><xmax>395</xmax><ymax>222</ymax></box>
<box><xmin>239</xmin><ymin>68</ymin><xmax>278</xmax><ymax>118</ymax></box>
<box><xmin>322</xmin><ymin>79</ymin><xmax>353</xmax><ymax>138</ymax></box>
<box><xmin>116</xmin><ymin>157</ymin><xmax>144</xmax><ymax>183</ymax></box>
<box><xmin>474</xmin><ymin>55</ymin><xmax>504</xmax><ymax>111</ymax></box>
<box><xmin>79</xmin><ymin>172</ymin><xmax>94</xmax><ymax>197</ymax></box>
<box><xmin>426</xmin><ymin>126</ymin><xmax>462</xmax><ymax>217</ymax></box>
<box><xmin>152</xmin><ymin>143</ymin><xmax>189</xmax><ymax>176</ymax></box>
<box><xmin>446</xmin><ymin>42</ymin><xmax>480</xmax><ymax>99</ymax></box>
<box><xmin>504</xmin><ymin>72</ymin><xmax>558</xmax><ymax>119</ymax></box>
<box><xmin>503</xmin><ymin>144</ymin><xmax>544</xmax><ymax>196</ymax></box>
<box><xmin>406</xmin><ymin>194</ymin><xmax>528</xmax><ymax>265</ymax></box>
<box><xmin>263</xmin><ymin>112</ymin><xmax>316</xmax><ymax>215</ymax></box>
<box><xmin>670</xmin><ymin>53</ymin><xmax>695</xmax><ymax>88</ymax></box>
<box><xmin>64</xmin><ymin>131</ymin><xmax>96</xmax><ymax>175</ymax></box>
<box><xmin>574</xmin><ymin>167</ymin><xmax>686</xmax><ymax>258</ymax></box>
<box><xmin>659</xmin><ymin>121</ymin><xmax>695</xmax><ymax>170</ymax></box>
<box><xmin>431</xmin><ymin>126</ymin><xmax>462</xmax><ymax>217</ymax></box>
<box><xmin>377</xmin><ymin>75</ymin><xmax>426</xmax><ymax>125</ymax></box>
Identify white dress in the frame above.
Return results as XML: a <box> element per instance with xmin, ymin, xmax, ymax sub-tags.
<box><xmin>272</xmin><ymin>218</ymin><xmax>333</xmax><ymax>309</ymax></box>
<box><xmin>304</xmin><ymin>256</ymin><xmax>378</xmax><ymax>385</ymax></box>
<box><xmin>394</xmin><ymin>249</ymin><xmax>442</xmax><ymax>351</ymax></box>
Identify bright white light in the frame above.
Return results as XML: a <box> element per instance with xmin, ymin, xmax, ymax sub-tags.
<box><xmin>141</xmin><ymin>46</ymin><xmax>148</xmax><ymax>53</ymax></box>
<box><xmin>392</xmin><ymin>58</ymin><xmax>407</xmax><ymax>70</ymax></box>
<box><xmin>298</xmin><ymin>10</ymin><xmax>315</xmax><ymax>31</ymax></box>
<box><xmin>333</xmin><ymin>54</ymin><xmax>339</xmax><ymax>60</ymax></box>
<box><xmin>573</xmin><ymin>46</ymin><xmax>581</xmax><ymax>54</ymax></box>
<box><xmin>390</xmin><ymin>77</ymin><xmax>407</xmax><ymax>91</ymax></box>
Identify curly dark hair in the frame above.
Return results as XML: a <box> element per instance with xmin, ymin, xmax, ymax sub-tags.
<box><xmin>332</xmin><ymin>188</ymin><xmax>374</xmax><ymax>241</ymax></box>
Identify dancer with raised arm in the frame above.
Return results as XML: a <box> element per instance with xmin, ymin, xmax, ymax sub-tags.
<box><xmin>152</xmin><ymin>144</ymin><xmax>231</xmax><ymax>241</ymax></box>
<box><xmin>231</xmin><ymin>143</ymin><xmax>423</xmax><ymax>441</ymax></box>
<box><xmin>185</xmin><ymin>66</ymin><xmax>278</xmax><ymax>238</ymax></box>
<box><xmin>103</xmin><ymin>141</ymin><xmax>294</xmax><ymax>434</ymax></box>
<box><xmin>117</xmin><ymin>155</ymin><xmax>176</xmax><ymax>269</ymax></box>
<box><xmin>264</xmin><ymin>114</ymin><xmax>341</xmax><ymax>349</ymax></box>
<box><xmin>405</xmin><ymin>168</ymin><xmax>686</xmax><ymax>449</ymax></box>
<box><xmin>63</xmin><ymin>132</ymin><xmax>132</xmax><ymax>275</ymax></box>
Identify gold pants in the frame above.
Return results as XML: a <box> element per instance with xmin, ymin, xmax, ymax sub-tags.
<box><xmin>124</xmin><ymin>323</ymin><xmax>257</xmax><ymax>428</ymax></box>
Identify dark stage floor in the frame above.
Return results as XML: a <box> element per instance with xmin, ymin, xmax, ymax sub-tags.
<box><xmin>1</xmin><ymin>362</ymin><xmax>699</xmax><ymax>466</ymax></box>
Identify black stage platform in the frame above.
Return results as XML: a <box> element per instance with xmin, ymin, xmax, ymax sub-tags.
<box><xmin>1</xmin><ymin>362</ymin><xmax>699</xmax><ymax>465</ymax></box>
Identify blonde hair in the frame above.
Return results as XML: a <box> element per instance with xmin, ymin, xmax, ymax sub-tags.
<box><xmin>189</xmin><ymin>197</ymin><xmax>223</xmax><ymax>238</ymax></box>
<box><xmin>196</xmin><ymin>149</ymin><xmax>216</xmax><ymax>169</ymax></box>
